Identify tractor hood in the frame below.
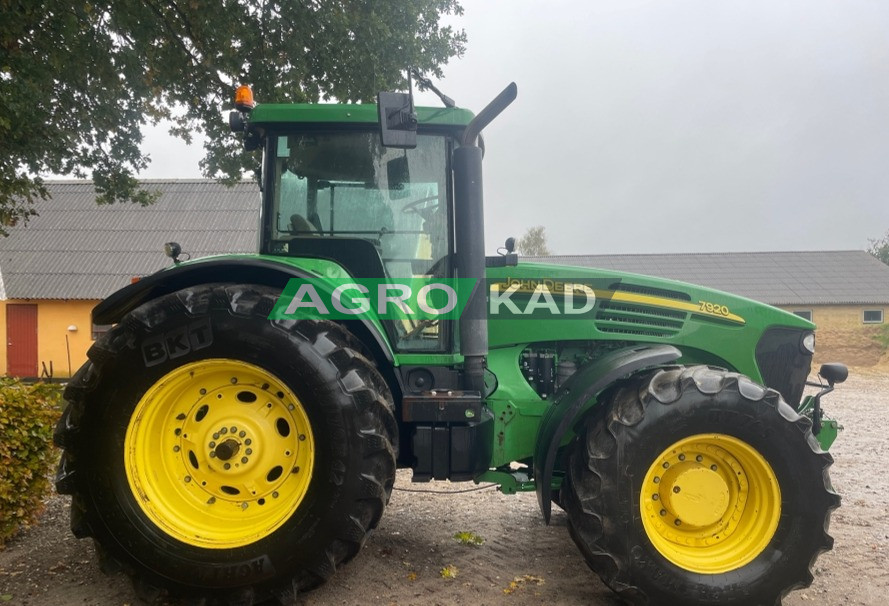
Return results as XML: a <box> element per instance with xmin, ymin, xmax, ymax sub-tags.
<box><xmin>486</xmin><ymin>260</ymin><xmax>815</xmax><ymax>393</ymax></box>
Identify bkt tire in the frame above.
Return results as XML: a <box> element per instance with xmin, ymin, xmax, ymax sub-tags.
<box><xmin>562</xmin><ymin>365</ymin><xmax>838</xmax><ymax>606</ymax></box>
<box><xmin>54</xmin><ymin>284</ymin><xmax>397</xmax><ymax>604</ymax></box>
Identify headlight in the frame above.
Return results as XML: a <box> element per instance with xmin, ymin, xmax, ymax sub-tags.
<box><xmin>801</xmin><ymin>332</ymin><xmax>816</xmax><ymax>354</ymax></box>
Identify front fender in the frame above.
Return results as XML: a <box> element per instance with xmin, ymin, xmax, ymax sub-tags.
<box><xmin>93</xmin><ymin>257</ymin><xmax>394</xmax><ymax>362</ymax></box>
<box><xmin>534</xmin><ymin>344</ymin><xmax>681</xmax><ymax>522</ymax></box>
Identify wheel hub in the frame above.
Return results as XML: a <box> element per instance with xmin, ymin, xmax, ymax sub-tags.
<box><xmin>639</xmin><ymin>433</ymin><xmax>780</xmax><ymax>574</ymax></box>
<box><xmin>125</xmin><ymin>359</ymin><xmax>315</xmax><ymax>549</ymax></box>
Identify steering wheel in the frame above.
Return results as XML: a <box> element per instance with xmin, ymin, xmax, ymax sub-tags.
<box><xmin>401</xmin><ymin>195</ymin><xmax>440</xmax><ymax>214</ymax></box>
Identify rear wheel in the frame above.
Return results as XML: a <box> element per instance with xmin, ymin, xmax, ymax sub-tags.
<box><xmin>54</xmin><ymin>284</ymin><xmax>397</xmax><ymax>604</ymax></box>
<box><xmin>563</xmin><ymin>365</ymin><xmax>838</xmax><ymax>606</ymax></box>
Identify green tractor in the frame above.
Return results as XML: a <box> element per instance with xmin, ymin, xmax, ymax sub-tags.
<box><xmin>55</xmin><ymin>80</ymin><xmax>845</xmax><ymax>606</ymax></box>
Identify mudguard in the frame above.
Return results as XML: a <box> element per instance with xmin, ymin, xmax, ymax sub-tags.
<box><xmin>93</xmin><ymin>257</ymin><xmax>394</xmax><ymax>362</ymax></box>
<box><xmin>534</xmin><ymin>344</ymin><xmax>681</xmax><ymax>522</ymax></box>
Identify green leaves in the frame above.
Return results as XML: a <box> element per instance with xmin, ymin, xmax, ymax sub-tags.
<box><xmin>0</xmin><ymin>0</ymin><xmax>465</xmax><ymax>229</ymax></box>
<box><xmin>0</xmin><ymin>379</ymin><xmax>63</xmax><ymax>546</ymax></box>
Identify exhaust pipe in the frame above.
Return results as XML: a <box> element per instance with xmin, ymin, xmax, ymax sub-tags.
<box><xmin>453</xmin><ymin>83</ymin><xmax>517</xmax><ymax>393</ymax></box>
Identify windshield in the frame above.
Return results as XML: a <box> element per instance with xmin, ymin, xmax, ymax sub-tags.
<box><xmin>266</xmin><ymin>131</ymin><xmax>450</xmax><ymax>279</ymax></box>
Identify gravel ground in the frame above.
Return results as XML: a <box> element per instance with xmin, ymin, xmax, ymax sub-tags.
<box><xmin>1</xmin><ymin>370</ymin><xmax>886</xmax><ymax>605</ymax></box>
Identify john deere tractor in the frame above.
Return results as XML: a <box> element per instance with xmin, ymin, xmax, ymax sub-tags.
<box><xmin>54</xmin><ymin>81</ymin><xmax>845</xmax><ymax>605</ymax></box>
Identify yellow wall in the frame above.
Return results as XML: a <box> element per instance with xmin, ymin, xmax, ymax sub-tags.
<box><xmin>779</xmin><ymin>304</ymin><xmax>887</xmax><ymax>367</ymax></box>
<box><xmin>1</xmin><ymin>299</ymin><xmax>98</xmax><ymax>378</ymax></box>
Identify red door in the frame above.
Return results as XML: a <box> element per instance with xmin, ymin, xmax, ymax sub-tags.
<box><xmin>6</xmin><ymin>304</ymin><xmax>38</xmax><ymax>377</ymax></box>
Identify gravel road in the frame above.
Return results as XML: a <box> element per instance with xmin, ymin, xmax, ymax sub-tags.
<box><xmin>1</xmin><ymin>371</ymin><xmax>886</xmax><ymax>605</ymax></box>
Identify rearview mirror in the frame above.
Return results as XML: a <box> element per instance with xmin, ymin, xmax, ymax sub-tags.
<box><xmin>378</xmin><ymin>91</ymin><xmax>417</xmax><ymax>149</ymax></box>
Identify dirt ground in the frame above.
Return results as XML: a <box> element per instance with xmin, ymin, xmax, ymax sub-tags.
<box><xmin>1</xmin><ymin>371</ymin><xmax>887</xmax><ymax>606</ymax></box>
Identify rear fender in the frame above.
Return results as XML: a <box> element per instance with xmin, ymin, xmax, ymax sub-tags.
<box><xmin>534</xmin><ymin>344</ymin><xmax>681</xmax><ymax>522</ymax></box>
<box><xmin>93</xmin><ymin>258</ymin><xmax>394</xmax><ymax>363</ymax></box>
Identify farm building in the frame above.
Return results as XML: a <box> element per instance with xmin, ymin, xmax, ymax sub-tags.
<box><xmin>2</xmin><ymin>180</ymin><xmax>887</xmax><ymax>377</ymax></box>
<box><xmin>524</xmin><ymin>251</ymin><xmax>889</xmax><ymax>366</ymax></box>
<box><xmin>0</xmin><ymin>180</ymin><xmax>257</xmax><ymax>378</ymax></box>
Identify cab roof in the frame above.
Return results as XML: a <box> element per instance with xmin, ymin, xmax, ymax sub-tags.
<box><xmin>249</xmin><ymin>103</ymin><xmax>474</xmax><ymax>128</ymax></box>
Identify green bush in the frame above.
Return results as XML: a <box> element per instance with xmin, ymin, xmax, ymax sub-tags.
<box><xmin>0</xmin><ymin>378</ymin><xmax>63</xmax><ymax>546</ymax></box>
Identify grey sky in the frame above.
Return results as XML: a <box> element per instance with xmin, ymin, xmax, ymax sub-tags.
<box><xmin>140</xmin><ymin>0</ymin><xmax>889</xmax><ymax>255</ymax></box>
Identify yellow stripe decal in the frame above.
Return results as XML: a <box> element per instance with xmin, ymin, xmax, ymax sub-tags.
<box><xmin>599</xmin><ymin>290</ymin><xmax>746</xmax><ymax>325</ymax></box>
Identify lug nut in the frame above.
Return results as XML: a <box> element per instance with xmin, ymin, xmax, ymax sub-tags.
<box><xmin>230</xmin><ymin>426</ymin><xmax>237</xmax><ymax>433</ymax></box>
<box><xmin>239</xmin><ymin>430</ymin><xmax>246</xmax><ymax>438</ymax></box>
<box><xmin>245</xmin><ymin>439</ymin><xmax>252</xmax><ymax>446</ymax></box>
<box><xmin>200</xmin><ymin>388</ymin><xmax>207</xmax><ymax>395</ymax></box>
<box><xmin>674</xmin><ymin>519</ymin><xmax>682</xmax><ymax>526</ymax></box>
<box><xmin>652</xmin><ymin>494</ymin><xmax>659</xmax><ymax>501</ymax></box>
<box><xmin>696</xmin><ymin>455</ymin><xmax>703</xmax><ymax>462</ymax></box>
<box><xmin>207</xmin><ymin>497</ymin><xmax>216</xmax><ymax>504</ymax></box>
<box><xmin>231</xmin><ymin>377</ymin><xmax>238</xmax><ymax>384</ymax></box>
<box><xmin>245</xmin><ymin>448</ymin><xmax>253</xmax><ymax>455</ymax></box>
<box><xmin>298</xmin><ymin>434</ymin><xmax>306</xmax><ymax>442</ymax></box>
<box><xmin>209</xmin><ymin>441</ymin><xmax>216</xmax><ymax>448</ymax></box>
<box><xmin>711</xmin><ymin>464</ymin><xmax>718</xmax><ymax>471</ymax></box>
<box><xmin>241</xmin><ymin>457</ymin><xmax>248</xmax><ymax>464</ymax></box>
<box><xmin>241</xmin><ymin>502</ymin><xmax>248</xmax><ymax>509</ymax></box>
<box><xmin>662</xmin><ymin>462</ymin><xmax>669</xmax><ymax>469</ymax></box>
<box><xmin>659</xmin><ymin>509</ymin><xmax>666</xmax><ymax>516</ymax></box>
<box><xmin>272</xmin><ymin>491</ymin><xmax>279</xmax><ymax>498</ymax></box>
<box><xmin>220</xmin><ymin>427</ymin><xmax>228</xmax><ymax>434</ymax></box>
<box><xmin>209</xmin><ymin>451</ymin><xmax>216</xmax><ymax>458</ymax></box>
<box><xmin>184</xmin><ymin>476</ymin><xmax>191</xmax><ymax>483</ymax></box>
<box><xmin>673</xmin><ymin>486</ymin><xmax>681</xmax><ymax>493</ymax></box>
<box><xmin>653</xmin><ymin>477</ymin><xmax>660</xmax><ymax>484</ymax></box>
<box><xmin>213</xmin><ymin>432</ymin><xmax>220</xmax><ymax>440</ymax></box>
<box><xmin>224</xmin><ymin>463</ymin><xmax>231</xmax><ymax>470</ymax></box>
<box><xmin>678</xmin><ymin>454</ymin><xmax>685</xmax><ymax>461</ymax></box>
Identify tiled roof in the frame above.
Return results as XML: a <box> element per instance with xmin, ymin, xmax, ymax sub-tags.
<box><xmin>0</xmin><ymin>180</ymin><xmax>259</xmax><ymax>299</ymax></box>
<box><xmin>523</xmin><ymin>251</ymin><xmax>889</xmax><ymax>305</ymax></box>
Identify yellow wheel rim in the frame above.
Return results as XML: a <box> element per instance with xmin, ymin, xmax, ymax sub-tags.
<box><xmin>639</xmin><ymin>433</ymin><xmax>780</xmax><ymax>574</ymax></box>
<box><xmin>125</xmin><ymin>359</ymin><xmax>314</xmax><ymax>549</ymax></box>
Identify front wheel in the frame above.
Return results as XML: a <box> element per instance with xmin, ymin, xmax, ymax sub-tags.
<box><xmin>563</xmin><ymin>365</ymin><xmax>839</xmax><ymax>606</ymax></box>
<box><xmin>54</xmin><ymin>284</ymin><xmax>397</xmax><ymax>604</ymax></box>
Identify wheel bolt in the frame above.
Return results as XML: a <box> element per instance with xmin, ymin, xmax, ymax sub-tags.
<box><xmin>213</xmin><ymin>432</ymin><xmax>220</xmax><ymax>440</ymax></box>
<box><xmin>241</xmin><ymin>502</ymin><xmax>248</xmax><ymax>509</ymax></box>
<box><xmin>652</xmin><ymin>494</ymin><xmax>659</xmax><ymax>501</ymax></box>
<box><xmin>711</xmin><ymin>464</ymin><xmax>718</xmax><ymax>471</ymax></box>
<box><xmin>245</xmin><ymin>448</ymin><xmax>253</xmax><ymax>455</ymax></box>
<box><xmin>209</xmin><ymin>441</ymin><xmax>216</xmax><ymax>448</ymax></box>
<box><xmin>272</xmin><ymin>491</ymin><xmax>279</xmax><ymax>498</ymax></box>
<box><xmin>209</xmin><ymin>451</ymin><xmax>216</xmax><ymax>458</ymax></box>
<box><xmin>245</xmin><ymin>439</ymin><xmax>252</xmax><ymax>446</ymax></box>
<box><xmin>696</xmin><ymin>455</ymin><xmax>703</xmax><ymax>462</ymax></box>
<box><xmin>653</xmin><ymin>477</ymin><xmax>660</xmax><ymax>484</ymax></box>
<box><xmin>200</xmin><ymin>388</ymin><xmax>207</xmax><ymax>395</ymax></box>
<box><xmin>173</xmin><ymin>445</ymin><xmax>180</xmax><ymax>452</ymax></box>
<box><xmin>231</xmin><ymin>377</ymin><xmax>238</xmax><ymax>384</ymax></box>
<box><xmin>174</xmin><ymin>428</ymin><xmax>181</xmax><ymax>436</ymax></box>
<box><xmin>674</xmin><ymin>519</ymin><xmax>682</xmax><ymax>526</ymax></box>
<box><xmin>207</xmin><ymin>497</ymin><xmax>216</xmax><ymax>504</ymax></box>
<box><xmin>659</xmin><ymin>509</ymin><xmax>666</xmax><ymax>516</ymax></box>
<box><xmin>184</xmin><ymin>476</ymin><xmax>191</xmax><ymax>483</ymax></box>
<box><xmin>239</xmin><ymin>430</ymin><xmax>246</xmax><ymax>438</ymax></box>
<box><xmin>678</xmin><ymin>454</ymin><xmax>685</xmax><ymax>461</ymax></box>
<box><xmin>241</xmin><ymin>457</ymin><xmax>248</xmax><ymax>464</ymax></box>
<box><xmin>224</xmin><ymin>463</ymin><xmax>231</xmax><ymax>470</ymax></box>
<box><xmin>662</xmin><ymin>462</ymin><xmax>669</xmax><ymax>469</ymax></box>
<box><xmin>288</xmin><ymin>404</ymin><xmax>295</xmax><ymax>411</ymax></box>
<box><xmin>220</xmin><ymin>427</ymin><xmax>228</xmax><ymax>434</ymax></box>
<box><xmin>230</xmin><ymin>426</ymin><xmax>237</xmax><ymax>433</ymax></box>
<box><xmin>673</xmin><ymin>486</ymin><xmax>681</xmax><ymax>493</ymax></box>
<box><xmin>299</xmin><ymin>434</ymin><xmax>306</xmax><ymax>442</ymax></box>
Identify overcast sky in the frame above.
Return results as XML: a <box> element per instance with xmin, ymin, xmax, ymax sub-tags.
<box><xmin>140</xmin><ymin>0</ymin><xmax>889</xmax><ymax>256</ymax></box>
